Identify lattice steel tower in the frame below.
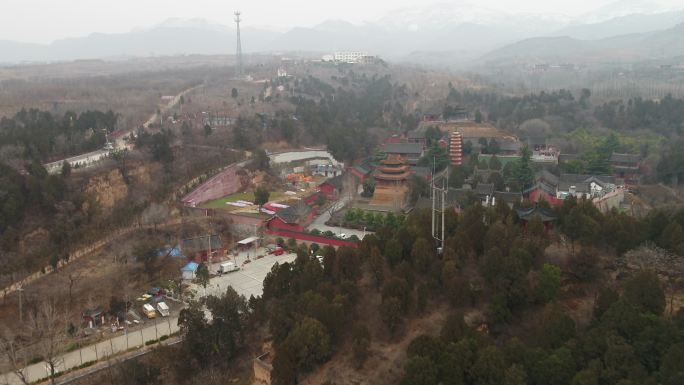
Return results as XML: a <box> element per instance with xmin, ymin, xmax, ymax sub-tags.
<box><xmin>234</xmin><ymin>11</ymin><xmax>244</xmax><ymax>79</ymax></box>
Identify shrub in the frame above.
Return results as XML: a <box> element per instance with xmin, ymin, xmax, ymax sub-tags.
<box><xmin>65</xmin><ymin>342</ymin><xmax>80</xmax><ymax>352</ymax></box>
<box><xmin>77</xmin><ymin>361</ymin><xmax>96</xmax><ymax>370</ymax></box>
<box><xmin>28</xmin><ymin>356</ymin><xmax>44</xmax><ymax>365</ymax></box>
<box><xmin>159</xmin><ymin>335</ymin><xmax>169</xmax><ymax>341</ymax></box>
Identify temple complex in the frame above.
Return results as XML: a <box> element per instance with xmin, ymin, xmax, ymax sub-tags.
<box><xmin>371</xmin><ymin>155</ymin><xmax>412</xmax><ymax>208</ymax></box>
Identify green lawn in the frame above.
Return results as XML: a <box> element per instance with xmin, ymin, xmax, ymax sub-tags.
<box><xmin>478</xmin><ymin>153</ymin><xmax>521</xmax><ymax>167</ymax></box>
<box><xmin>200</xmin><ymin>191</ymin><xmax>288</xmax><ymax>209</ymax></box>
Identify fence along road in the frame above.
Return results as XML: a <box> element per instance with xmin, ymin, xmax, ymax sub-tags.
<box><xmin>1</xmin><ymin>249</ymin><xmax>296</xmax><ymax>385</ymax></box>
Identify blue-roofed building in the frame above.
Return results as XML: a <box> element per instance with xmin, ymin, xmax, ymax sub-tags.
<box><xmin>181</xmin><ymin>262</ymin><xmax>199</xmax><ymax>280</ymax></box>
<box><xmin>157</xmin><ymin>246</ymin><xmax>182</xmax><ymax>258</ymax></box>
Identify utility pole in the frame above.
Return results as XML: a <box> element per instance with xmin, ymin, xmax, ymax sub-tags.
<box><xmin>208</xmin><ymin>234</ymin><xmax>212</xmax><ymax>268</ymax></box>
<box><xmin>253</xmin><ymin>224</ymin><xmax>258</xmax><ymax>259</ymax></box>
<box><xmin>432</xmin><ymin>166</ymin><xmax>447</xmax><ymax>255</ymax></box>
<box><xmin>235</xmin><ymin>11</ymin><xmax>244</xmax><ymax>79</ymax></box>
<box><xmin>17</xmin><ymin>287</ymin><xmax>23</xmax><ymax>323</ymax></box>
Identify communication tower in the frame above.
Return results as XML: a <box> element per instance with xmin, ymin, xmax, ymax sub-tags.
<box><xmin>235</xmin><ymin>11</ymin><xmax>244</xmax><ymax>79</ymax></box>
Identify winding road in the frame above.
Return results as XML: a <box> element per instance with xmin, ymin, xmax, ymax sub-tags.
<box><xmin>43</xmin><ymin>84</ymin><xmax>202</xmax><ymax>174</ymax></box>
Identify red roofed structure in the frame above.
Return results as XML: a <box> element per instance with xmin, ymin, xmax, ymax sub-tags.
<box><xmin>449</xmin><ymin>131</ymin><xmax>463</xmax><ymax>166</ymax></box>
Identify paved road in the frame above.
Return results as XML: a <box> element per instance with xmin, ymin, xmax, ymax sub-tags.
<box><xmin>43</xmin><ymin>149</ymin><xmax>112</xmax><ymax>174</ymax></box>
<box><xmin>1</xmin><ymin>317</ymin><xmax>178</xmax><ymax>385</ymax></box>
<box><xmin>1</xmin><ymin>249</ymin><xmax>294</xmax><ymax>385</ymax></box>
<box><xmin>306</xmin><ymin>194</ymin><xmax>372</xmax><ymax>240</ymax></box>
<box><xmin>43</xmin><ymin>84</ymin><xmax>201</xmax><ymax>175</ymax></box>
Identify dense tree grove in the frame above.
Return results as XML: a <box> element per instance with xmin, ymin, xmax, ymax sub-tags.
<box><xmin>0</xmin><ymin>161</ymin><xmax>67</xmax><ymax>249</ymax></box>
<box><xmin>594</xmin><ymin>95</ymin><xmax>684</xmax><ymax>135</ymax></box>
<box><xmin>0</xmin><ymin>108</ymin><xmax>117</xmax><ymax>161</ymax></box>
<box><xmin>292</xmin><ymin>74</ymin><xmax>412</xmax><ymax>162</ymax></box>
<box><xmin>175</xmin><ymin>287</ymin><xmax>249</xmax><ymax>381</ymax></box>
<box><xmin>446</xmin><ymin>86</ymin><xmax>587</xmax><ymax>132</ymax></box>
<box><xmin>657</xmin><ymin>139</ymin><xmax>684</xmax><ymax>185</ymax></box>
<box><xmin>225</xmin><ymin>195</ymin><xmax>684</xmax><ymax>384</ymax></box>
<box><xmin>447</xmin><ymin>86</ymin><xmax>684</xmax><ymax>137</ymax></box>
<box><xmin>401</xmin><ymin>283</ymin><xmax>684</xmax><ymax>385</ymax></box>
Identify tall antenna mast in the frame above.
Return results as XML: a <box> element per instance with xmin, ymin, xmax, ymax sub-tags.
<box><xmin>234</xmin><ymin>11</ymin><xmax>244</xmax><ymax>79</ymax></box>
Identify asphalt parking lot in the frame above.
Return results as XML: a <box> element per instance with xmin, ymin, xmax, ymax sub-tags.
<box><xmin>197</xmin><ymin>251</ymin><xmax>298</xmax><ymax>298</ymax></box>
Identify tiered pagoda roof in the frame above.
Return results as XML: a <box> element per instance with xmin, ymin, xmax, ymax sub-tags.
<box><xmin>375</xmin><ymin>155</ymin><xmax>412</xmax><ymax>182</ymax></box>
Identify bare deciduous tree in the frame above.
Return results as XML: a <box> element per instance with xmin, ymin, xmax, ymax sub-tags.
<box><xmin>141</xmin><ymin>203</ymin><xmax>169</xmax><ymax>230</ymax></box>
<box><xmin>28</xmin><ymin>300</ymin><xmax>63</xmax><ymax>385</ymax></box>
<box><xmin>0</xmin><ymin>330</ymin><xmax>30</xmax><ymax>385</ymax></box>
<box><xmin>63</xmin><ymin>271</ymin><xmax>83</xmax><ymax>321</ymax></box>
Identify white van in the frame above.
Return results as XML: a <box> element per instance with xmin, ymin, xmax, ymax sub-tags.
<box><xmin>156</xmin><ymin>302</ymin><xmax>170</xmax><ymax>317</ymax></box>
<box><xmin>219</xmin><ymin>262</ymin><xmax>239</xmax><ymax>274</ymax></box>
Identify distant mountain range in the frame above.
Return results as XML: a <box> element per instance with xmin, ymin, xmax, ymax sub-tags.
<box><xmin>480</xmin><ymin>22</ymin><xmax>684</xmax><ymax>65</ymax></box>
<box><xmin>1</xmin><ymin>0</ymin><xmax>683</xmax><ymax>67</ymax></box>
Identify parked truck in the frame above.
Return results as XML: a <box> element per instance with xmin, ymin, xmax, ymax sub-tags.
<box><xmin>156</xmin><ymin>302</ymin><xmax>170</xmax><ymax>317</ymax></box>
<box><xmin>219</xmin><ymin>262</ymin><xmax>239</xmax><ymax>274</ymax></box>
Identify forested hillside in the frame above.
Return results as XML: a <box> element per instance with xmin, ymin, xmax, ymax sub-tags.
<box><xmin>125</xmin><ymin>198</ymin><xmax>684</xmax><ymax>385</ymax></box>
<box><xmin>0</xmin><ymin>108</ymin><xmax>117</xmax><ymax>163</ymax></box>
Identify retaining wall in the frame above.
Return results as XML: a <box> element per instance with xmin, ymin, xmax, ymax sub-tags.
<box><xmin>181</xmin><ymin>164</ymin><xmax>242</xmax><ymax>206</ymax></box>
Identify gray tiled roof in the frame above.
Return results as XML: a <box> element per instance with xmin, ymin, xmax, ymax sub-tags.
<box><xmin>384</xmin><ymin>142</ymin><xmax>424</xmax><ymax>155</ymax></box>
<box><xmin>516</xmin><ymin>205</ymin><xmax>557</xmax><ymax>222</ymax></box>
<box><xmin>475</xmin><ymin>183</ymin><xmax>495</xmax><ymax>196</ymax></box>
<box><xmin>560</xmin><ymin>173</ymin><xmax>616</xmax><ymax>186</ymax></box>
<box><xmin>610</xmin><ymin>153</ymin><xmax>640</xmax><ymax>164</ymax></box>
<box><xmin>494</xmin><ymin>191</ymin><xmax>522</xmax><ymax>204</ymax></box>
<box><xmin>276</xmin><ymin>200</ymin><xmax>311</xmax><ymax>224</ymax></box>
<box><xmin>557</xmin><ymin>181</ymin><xmax>591</xmax><ymax>194</ymax></box>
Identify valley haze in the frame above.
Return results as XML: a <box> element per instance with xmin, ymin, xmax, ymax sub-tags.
<box><xmin>1</xmin><ymin>0</ymin><xmax>684</xmax><ymax>68</ymax></box>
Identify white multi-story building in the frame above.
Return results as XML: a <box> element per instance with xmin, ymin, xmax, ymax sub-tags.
<box><xmin>324</xmin><ymin>51</ymin><xmax>376</xmax><ymax>64</ymax></box>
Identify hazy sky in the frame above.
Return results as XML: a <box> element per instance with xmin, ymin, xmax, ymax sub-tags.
<box><xmin>2</xmin><ymin>0</ymin><xmax>683</xmax><ymax>43</ymax></box>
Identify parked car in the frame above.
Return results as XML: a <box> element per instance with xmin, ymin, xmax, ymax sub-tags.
<box><xmin>219</xmin><ymin>262</ymin><xmax>239</xmax><ymax>274</ymax></box>
<box><xmin>273</xmin><ymin>246</ymin><xmax>285</xmax><ymax>256</ymax></box>
<box><xmin>142</xmin><ymin>303</ymin><xmax>156</xmax><ymax>319</ymax></box>
<box><xmin>265</xmin><ymin>244</ymin><xmax>277</xmax><ymax>253</ymax></box>
<box><xmin>156</xmin><ymin>302</ymin><xmax>170</xmax><ymax>317</ymax></box>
